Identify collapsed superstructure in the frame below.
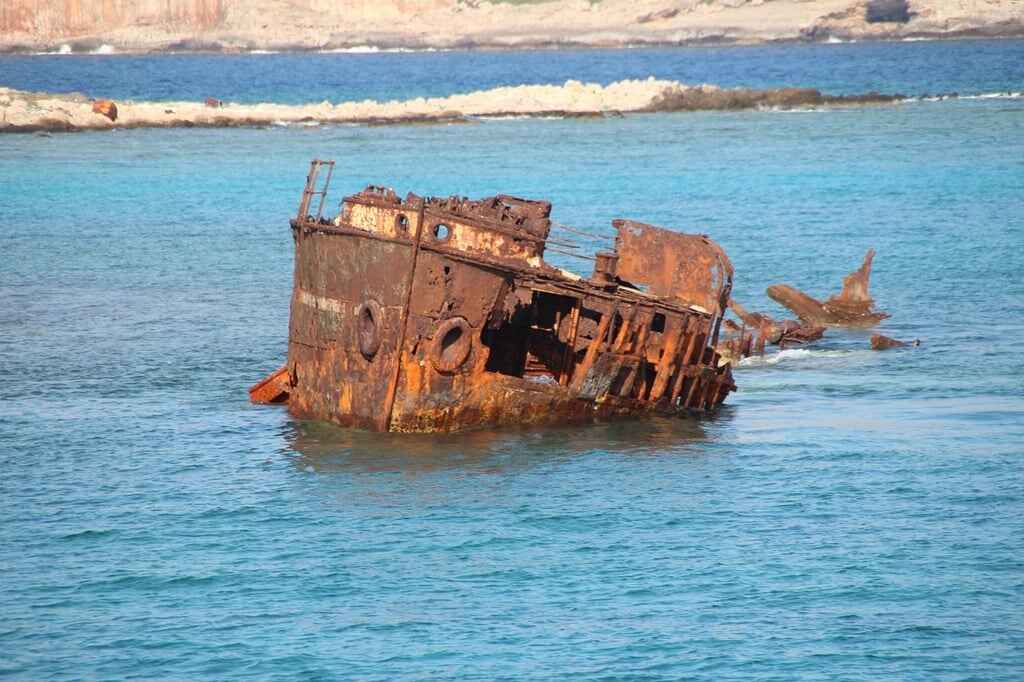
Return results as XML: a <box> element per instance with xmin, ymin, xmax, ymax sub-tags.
<box><xmin>250</xmin><ymin>160</ymin><xmax>738</xmax><ymax>432</ymax></box>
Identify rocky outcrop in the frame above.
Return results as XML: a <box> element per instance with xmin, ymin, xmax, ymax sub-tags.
<box><xmin>0</xmin><ymin>80</ymin><xmax>913</xmax><ymax>134</ymax></box>
<box><xmin>0</xmin><ymin>0</ymin><xmax>1020</xmax><ymax>52</ymax></box>
<box><xmin>644</xmin><ymin>86</ymin><xmax>903</xmax><ymax>112</ymax></box>
<box><xmin>803</xmin><ymin>0</ymin><xmax>1024</xmax><ymax>41</ymax></box>
<box><xmin>1</xmin><ymin>0</ymin><xmax>223</xmax><ymax>38</ymax></box>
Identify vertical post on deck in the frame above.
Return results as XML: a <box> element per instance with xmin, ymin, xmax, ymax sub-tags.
<box><xmin>559</xmin><ymin>299</ymin><xmax>581</xmax><ymax>386</ymax></box>
<box><xmin>380</xmin><ymin>198</ymin><xmax>427</xmax><ymax>432</ymax></box>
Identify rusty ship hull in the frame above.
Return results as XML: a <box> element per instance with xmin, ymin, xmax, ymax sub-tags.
<box><xmin>250</xmin><ymin>160</ymin><xmax>738</xmax><ymax>433</ymax></box>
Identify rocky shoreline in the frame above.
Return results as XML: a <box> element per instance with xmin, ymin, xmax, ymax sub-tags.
<box><xmin>3</xmin><ymin>31</ymin><xmax>1023</xmax><ymax>56</ymax></box>
<box><xmin>1</xmin><ymin>0</ymin><xmax>1021</xmax><ymax>56</ymax></box>
<box><xmin>0</xmin><ymin>80</ymin><xmax>919</xmax><ymax>134</ymax></box>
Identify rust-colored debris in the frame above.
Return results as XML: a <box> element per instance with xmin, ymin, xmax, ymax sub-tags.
<box><xmin>767</xmin><ymin>249</ymin><xmax>890</xmax><ymax>327</ymax></box>
<box><xmin>870</xmin><ymin>334</ymin><xmax>918</xmax><ymax>350</ymax></box>
<box><xmin>91</xmin><ymin>99</ymin><xmax>117</xmax><ymax>121</ymax></box>
<box><xmin>248</xmin><ymin>365</ymin><xmax>290</xmax><ymax>403</ymax></box>
<box><xmin>728</xmin><ymin>299</ymin><xmax>825</xmax><ymax>347</ymax></box>
<box><xmin>715</xmin><ymin>298</ymin><xmax>825</xmax><ymax>363</ymax></box>
<box><xmin>249</xmin><ymin>159</ymin><xmax>741</xmax><ymax>433</ymax></box>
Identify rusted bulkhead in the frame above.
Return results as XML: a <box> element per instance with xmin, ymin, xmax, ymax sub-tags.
<box><xmin>251</xmin><ymin>160</ymin><xmax>739</xmax><ymax>433</ymax></box>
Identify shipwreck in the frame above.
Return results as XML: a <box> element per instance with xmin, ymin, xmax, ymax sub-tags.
<box><xmin>250</xmin><ymin>160</ymin><xmax>741</xmax><ymax>433</ymax></box>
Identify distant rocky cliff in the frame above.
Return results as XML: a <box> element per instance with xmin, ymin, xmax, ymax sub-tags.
<box><xmin>1</xmin><ymin>0</ymin><xmax>1021</xmax><ymax>52</ymax></box>
<box><xmin>1</xmin><ymin>0</ymin><xmax>223</xmax><ymax>36</ymax></box>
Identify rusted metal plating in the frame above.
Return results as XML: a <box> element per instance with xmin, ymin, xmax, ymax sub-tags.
<box><xmin>250</xmin><ymin>160</ymin><xmax>738</xmax><ymax>432</ymax></box>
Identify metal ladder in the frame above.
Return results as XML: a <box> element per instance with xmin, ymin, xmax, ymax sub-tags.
<box><xmin>296</xmin><ymin>159</ymin><xmax>335</xmax><ymax>222</ymax></box>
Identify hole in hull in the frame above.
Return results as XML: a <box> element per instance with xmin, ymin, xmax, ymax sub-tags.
<box><xmin>432</xmin><ymin>223</ymin><xmax>451</xmax><ymax>242</ymax></box>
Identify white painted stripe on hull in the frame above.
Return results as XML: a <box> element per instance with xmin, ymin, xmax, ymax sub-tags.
<box><xmin>297</xmin><ymin>289</ymin><xmax>346</xmax><ymax>314</ymax></box>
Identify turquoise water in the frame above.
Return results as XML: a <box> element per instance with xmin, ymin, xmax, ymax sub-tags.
<box><xmin>2</xmin><ymin>42</ymin><xmax>1024</xmax><ymax>679</ymax></box>
<box><xmin>3</xmin><ymin>40</ymin><xmax>1024</xmax><ymax>102</ymax></box>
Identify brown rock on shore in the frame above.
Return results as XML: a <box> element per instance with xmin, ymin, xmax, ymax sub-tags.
<box><xmin>91</xmin><ymin>99</ymin><xmax>118</xmax><ymax>121</ymax></box>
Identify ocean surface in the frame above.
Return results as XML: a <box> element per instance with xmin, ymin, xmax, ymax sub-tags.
<box><xmin>1</xmin><ymin>40</ymin><xmax>1023</xmax><ymax>680</ymax></box>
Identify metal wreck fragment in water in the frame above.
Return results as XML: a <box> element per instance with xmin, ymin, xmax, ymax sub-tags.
<box><xmin>767</xmin><ymin>249</ymin><xmax>890</xmax><ymax>327</ymax></box>
<box><xmin>871</xmin><ymin>334</ymin><xmax>919</xmax><ymax>350</ymax></box>
<box><xmin>724</xmin><ymin>298</ymin><xmax>826</xmax><ymax>352</ymax></box>
<box><xmin>250</xmin><ymin>160</ymin><xmax>744</xmax><ymax>433</ymax></box>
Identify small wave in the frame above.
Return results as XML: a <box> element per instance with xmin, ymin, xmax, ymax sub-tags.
<box><xmin>757</xmin><ymin>106</ymin><xmax>822</xmax><ymax>113</ymax></box>
<box><xmin>959</xmin><ymin>92</ymin><xmax>1023</xmax><ymax>100</ymax></box>
<box><xmin>406</xmin><ymin>47</ymin><xmax>446</xmax><ymax>53</ymax></box>
<box><xmin>474</xmin><ymin>114</ymin><xmax>530</xmax><ymax>121</ymax></box>
<box><xmin>320</xmin><ymin>45</ymin><xmax>447</xmax><ymax>54</ymax></box>
<box><xmin>451</xmin><ymin>568</ymin><xmax>538</xmax><ymax>582</ymax></box>
<box><xmin>738</xmin><ymin>348</ymin><xmax>859</xmax><ymax>367</ymax></box>
<box><xmin>271</xmin><ymin>119</ymin><xmax>322</xmax><ymax>128</ymax></box>
<box><xmin>60</xmin><ymin>528</ymin><xmax>114</xmax><ymax>541</ymax></box>
<box><xmin>321</xmin><ymin>45</ymin><xmax>381</xmax><ymax>54</ymax></box>
<box><xmin>908</xmin><ymin>91</ymin><xmax>1021</xmax><ymax>103</ymax></box>
<box><xmin>450</xmin><ymin>535</ymin><xmax>524</xmax><ymax>550</ymax></box>
<box><xmin>34</xmin><ymin>44</ymin><xmax>73</xmax><ymax>55</ymax></box>
<box><xmin>474</xmin><ymin>114</ymin><xmax>565</xmax><ymax>121</ymax></box>
<box><xmin>160</xmin><ymin>574</ymin><xmax>220</xmax><ymax>588</ymax></box>
<box><xmin>247</xmin><ymin>49</ymin><xmax>279</xmax><ymax>54</ymax></box>
<box><xmin>91</xmin><ymin>44</ymin><xmax>116</xmax><ymax>55</ymax></box>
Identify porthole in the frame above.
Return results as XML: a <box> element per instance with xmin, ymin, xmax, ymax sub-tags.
<box><xmin>432</xmin><ymin>223</ymin><xmax>451</xmax><ymax>242</ymax></box>
<box><xmin>395</xmin><ymin>213</ymin><xmax>409</xmax><ymax>234</ymax></box>
<box><xmin>431</xmin><ymin>317</ymin><xmax>472</xmax><ymax>373</ymax></box>
<box><xmin>356</xmin><ymin>299</ymin><xmax>383</xmax><ymax>360</ymax></box>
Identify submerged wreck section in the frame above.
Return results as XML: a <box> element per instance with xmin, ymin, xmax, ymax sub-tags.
<box><xmin>721</xmin><ymin>298</ymin><xmax>826</xmax><ymax>358</ymax></box>
<box><xmin>251</xmin><ymin>159</ymin><xmax>739</xmax><ymax>433</ymax></box>
<box><xmin>767</xmin><ymin>249</ymin><xmax>890</xmax><ymax>327</ymax></box>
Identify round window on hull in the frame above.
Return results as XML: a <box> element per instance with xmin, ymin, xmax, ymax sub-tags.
<box><xmin>356</xmin><ymin>299</ymin><xmax>383</xmax><ymax>360</ymax></box>
<box><xmin>431</xmin><ymin>317</ymin><xmax>472</xmax><ymax>373</ymax></box>
<box><xmin>431</xmin><ymin>223</ymin><xmax>451</xmax><ymax>242</ymax></box>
